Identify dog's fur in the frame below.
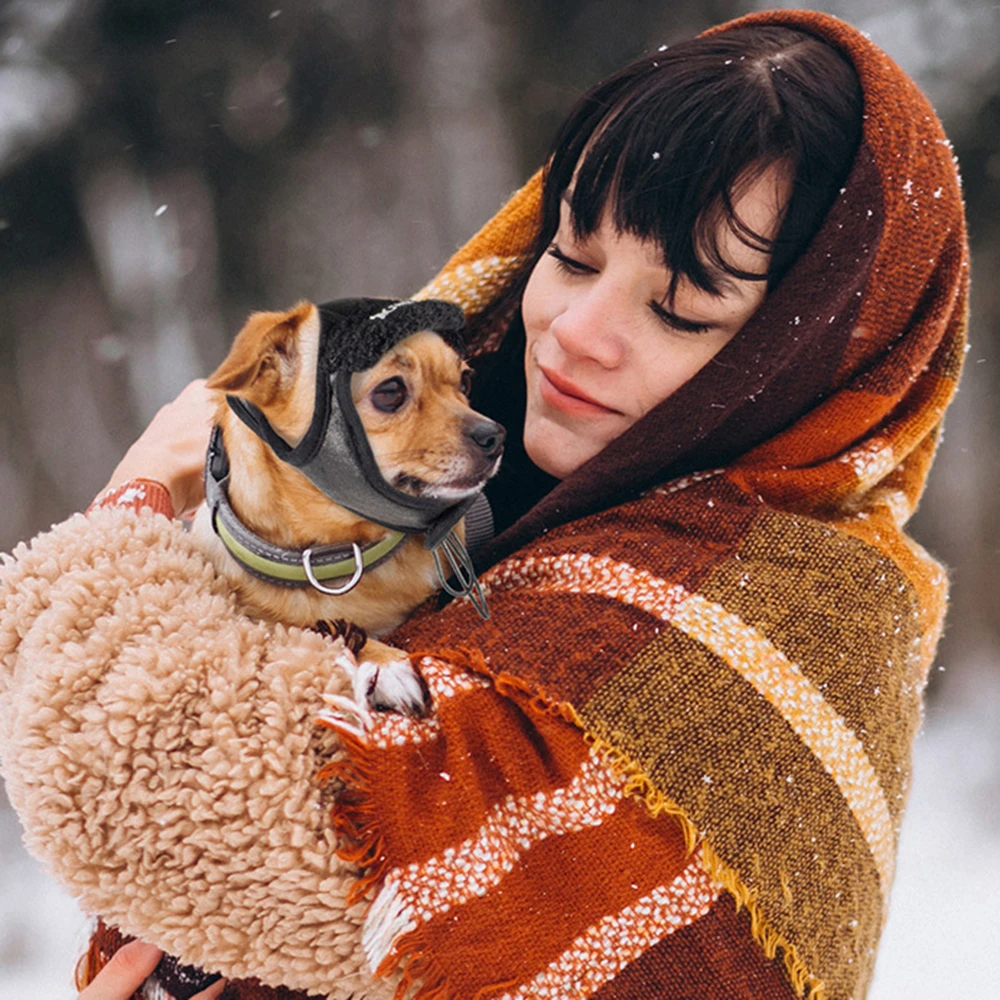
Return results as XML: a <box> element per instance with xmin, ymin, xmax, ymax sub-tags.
<box><xmin>189</xmin><ymin>300</ymin><xmax>501</xmax><ymax>714</ymax></box>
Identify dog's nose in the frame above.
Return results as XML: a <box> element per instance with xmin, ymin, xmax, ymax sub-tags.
<box><xmin>467</xmin><ymin>418</ymin><xmax>505</xmax><ymax>458</ymax></box>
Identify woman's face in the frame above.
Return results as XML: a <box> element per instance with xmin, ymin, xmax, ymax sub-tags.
<box><xmin>521</xmin><ymin>166</ymin><xmax>791</xmax><ymax>479</ymax></box>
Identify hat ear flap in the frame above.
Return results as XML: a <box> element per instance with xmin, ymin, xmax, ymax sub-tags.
<box><xmin>207</xmin><ymin>301</ymin><xmax>317</xmax><ymax>408</ymax></box>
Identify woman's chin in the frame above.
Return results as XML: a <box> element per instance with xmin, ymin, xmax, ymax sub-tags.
<box><xmin>523</xmin><ymin>421</ymin><xmax>602</xmax><ymax>480</ymax></box>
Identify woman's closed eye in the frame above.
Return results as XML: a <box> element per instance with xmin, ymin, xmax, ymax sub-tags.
<box><xmin>648</xmin><ymin>300</ymin><xmax>714</xmax><ymax>335</ymax></box>
<box><xmin>547</xmin><ymin>243</ymin><xmax>595</xmax><ymax>276</ymax></box>
<box><xmin>548</xmin><ymin>242</ymin><xmax>715</xmax><ymax>334</ymax></box>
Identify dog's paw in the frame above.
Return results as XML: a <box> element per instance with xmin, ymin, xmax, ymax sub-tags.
<box><xmin>365</xmin><ymin>654</ymin><xmax>430</xmax><ymax>717</ymax></box>
<box><xmin>331</xmin><ymin>639</ymin><xmax>430</xmax><ymax>720</ymax></box>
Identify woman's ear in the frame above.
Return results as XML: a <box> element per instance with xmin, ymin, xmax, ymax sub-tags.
<box><xmin>206</xmin><ymin>301</ymin><xmax>318</xmax><ymax>408</ymax></box>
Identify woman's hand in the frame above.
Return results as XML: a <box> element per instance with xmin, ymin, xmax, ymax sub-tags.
<box><xmin>76</xmin><ymin>940</ymin><xmax>226</xmax><ymax>1000</ymax></box>
<box><xmin>101</xmin><ymin>379</ymin><xmax>216</xmax><ymax>517</ymax></box>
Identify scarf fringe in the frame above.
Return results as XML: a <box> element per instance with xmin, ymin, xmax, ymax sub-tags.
<box><xmin>315</xmin><ymin>723</ymin><xmax>394</xmax><ymax>907</ymax></box>
<box><xmin>381</xmin><ymin>938</ymin><xmax>451</xmax><ymax>1000</ymax></box>
<box><xmin>583</xmin><ymin>732</ymin><xmax>826</xmax><ymax>1000</ymax></box>
<box><xmin>374</xmin><ymin>924</ymin><xmax>519</xmax><ymax>1000</ymax></box>
<box><xmin>321</xmin><ymin>648</ymin><xmax>826</xmax><ymax>1000</ymax></box>
<box><xmin>700</xmin><ymin>841</ymin><xmax>827</xmax><ymax>1000</ymax></box>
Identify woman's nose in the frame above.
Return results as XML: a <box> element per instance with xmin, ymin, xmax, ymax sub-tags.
<box><xmin>549</xmin><ymin>286</ymin><xmax>627</xmax><ymax>369</ymax></box>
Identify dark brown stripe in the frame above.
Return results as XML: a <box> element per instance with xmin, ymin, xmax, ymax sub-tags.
<box><xmin>591</xmin><ymin>893</ymin><xmax>798</xmax><ymax>1000</ymax></box>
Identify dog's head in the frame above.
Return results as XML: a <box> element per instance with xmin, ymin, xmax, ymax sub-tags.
<box><xmin>205</xmin><ymin>301</ymin><xmax>504</xmax><ymax>504</ymax></box>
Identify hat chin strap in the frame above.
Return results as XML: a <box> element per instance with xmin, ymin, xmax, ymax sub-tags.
<box><xmin>204</xmin><ymin>428</ymin><xmax>409</xmax><ymax>595</ymax></box>
<box><xmin>216</xmin><ymin>378</ymin><xmax>490</xmax><ymax>618</ymax></box>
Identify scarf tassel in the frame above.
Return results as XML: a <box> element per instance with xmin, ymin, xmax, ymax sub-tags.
<box><xmin>375</xmin><ymin>924</ymin><xmax>518</xmax><ymax>1000</ymax></box>
<box><xmin>315</xmin><ymin>727</ymin><xmax>394</xmax><ymax>908</ymax></box>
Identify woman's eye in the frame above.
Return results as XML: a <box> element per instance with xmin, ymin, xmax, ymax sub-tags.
<box><xmin>371</xmin><ymin>376</ymin><xmax>408</xmax><ymax>412</ymax></box>
<box><xmin>649</xmin><ymin>301</ymin><xmax>713</xmax><ymax>335</ymax></box>
<box><xmin>547</xmin><ymin>243</ymin><xmax>594</xmax><ymax>276</ymax></box>
<box><xmin>459</xmin><ymin>370</ymin><xmax>473</xmax><ymax>397</ymax></box>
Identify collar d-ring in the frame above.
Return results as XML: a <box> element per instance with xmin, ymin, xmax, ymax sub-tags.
<box><xmin>302</xmin><ymin>542</ymin><xmax>364</xmax><ymax>595</ymax></box>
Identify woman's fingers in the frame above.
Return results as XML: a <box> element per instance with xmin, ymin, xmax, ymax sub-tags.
<box><xmin>76</xmin><ymin>938</ymin><xmax>228</xmax><ymax>1000</ymax></box>
<box><xmin>76</xmin><ymin>939</ymin><xmax>162</xmax><ymax>999</ymax></box>
<box><xmin>191</xmin><ymin>976</ymin><xmax>228</xmax><ymax>999</ymax></box>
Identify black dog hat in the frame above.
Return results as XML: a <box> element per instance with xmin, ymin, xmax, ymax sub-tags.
<box><xmin>316</xmin><ymin>297</ymin><xmax>466</xmax><ymax>374</ymax></box>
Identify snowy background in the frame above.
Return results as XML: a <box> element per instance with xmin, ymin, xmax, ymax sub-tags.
<box><xmin>1</xmin><ymin>0</ymin><xmax>998</xmax><ymax>997</ymax></box>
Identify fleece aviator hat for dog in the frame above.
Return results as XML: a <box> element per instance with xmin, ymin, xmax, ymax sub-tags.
<box><xmin>217</xmin><ymin>297</ymin><xmax>498</xmax><ymax>615</ymax></box>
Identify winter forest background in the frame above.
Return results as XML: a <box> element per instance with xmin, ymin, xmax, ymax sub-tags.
<box><xmin>0</xmin><ymin>0</ymin><xmax>997</xmax><ymax>997</ymax></box>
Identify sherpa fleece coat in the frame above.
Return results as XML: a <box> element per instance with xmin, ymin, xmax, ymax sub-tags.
<box><xmin>0</xmin><ymin>11</ymin><xmax>968</xmax><ymax>1000</ymax></box>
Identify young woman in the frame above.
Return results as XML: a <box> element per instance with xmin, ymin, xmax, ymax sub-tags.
<box><xmin>0</xmin><ymin>11</ymin><xmax>967</xmax><ymax>1000</ymax></box>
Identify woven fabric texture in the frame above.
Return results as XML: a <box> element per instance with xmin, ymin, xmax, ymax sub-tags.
<box><xmin>341</xmin><ymin>10</ymin><xmax>968</xmax><ymax>1000</ymax></box>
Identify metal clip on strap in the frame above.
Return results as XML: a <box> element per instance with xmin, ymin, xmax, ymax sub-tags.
<box><xmin>432</xmin><ymin>529</ymin><xmax>490</xmax><ymax>620</ymax></box>
<box><xmin>302</xmin><ymin>542</ymin><xmax>364</xmax><ymax>595</ymax></box>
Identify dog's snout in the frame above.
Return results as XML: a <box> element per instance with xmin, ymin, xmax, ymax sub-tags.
<box><xmin>467</xmin><ymin>418</ymin><xmax>505</xmax><ymax>458</ymax></box>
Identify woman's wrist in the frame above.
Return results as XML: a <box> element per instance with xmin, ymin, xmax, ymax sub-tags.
<box><xmin>89</xmin><ymin>476</ymin><xmax>176</xmax><ymax>519</ymax></box>
<box><xmin>101</xmin><ymin>445</ymin><xmax>189</xmax><ymax>512</ymax></box>
<box><xmin>98</xmin><ymin>380</ymin><xmax>215</xmax><ymax>516</ymax></box>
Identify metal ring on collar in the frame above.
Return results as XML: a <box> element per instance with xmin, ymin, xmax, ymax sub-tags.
<box><xmin>302</xmin><ymin>542</ymin><xmax>364</xmax><ymax>595</ymax></box>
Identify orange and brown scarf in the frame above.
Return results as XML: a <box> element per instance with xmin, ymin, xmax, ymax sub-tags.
<box><xmin>319</xmin><ymin>10</ymin><xmax>967</xmax><ymax>1000</ymax></box>
<box><xmin>78</xmin><ymin>9</ymin><xmax>966</xmax><ymax>1000</ymax></box>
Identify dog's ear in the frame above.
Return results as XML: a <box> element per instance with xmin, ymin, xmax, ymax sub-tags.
<box><xmin>206</xmin><ymin>301</ymin><xmax>317</xmax><ymax>407</ymax></box>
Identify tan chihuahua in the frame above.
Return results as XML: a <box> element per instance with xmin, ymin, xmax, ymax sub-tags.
<box><xmin>189</xmin><ymin>298</ymin><xmax>503</xmax><ymax>717</ymax></box>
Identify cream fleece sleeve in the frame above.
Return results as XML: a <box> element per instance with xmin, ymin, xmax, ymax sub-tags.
<box><xmin>0</xmin><ymin>506</ymin><xmax>392</xmax><ymax>998</ymax></box>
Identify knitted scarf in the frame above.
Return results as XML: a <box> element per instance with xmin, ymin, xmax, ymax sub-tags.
<box><xmin>318</xmin><ymin>10</ymin><xmax>967</xmax><ymax>1000</ymax></box>
<box><xmin>5</xmin><ymin>10</ymin><xmax>965</xmax><ymax>1000</ymax></box>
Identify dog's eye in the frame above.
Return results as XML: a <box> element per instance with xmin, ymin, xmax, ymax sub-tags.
<box><xmin>371</xmin><ymin>377</ymin><xmax>408</xmax><ymax>413</ymax></box>
<box><xmin>459</xmin><ymin>370</ymin><xmax>473</xmax><ymax>398</ymax></box>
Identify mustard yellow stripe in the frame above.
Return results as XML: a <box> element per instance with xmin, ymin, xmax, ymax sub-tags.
<box><xmin>484</xmin><ymin>552</ymin><xmax>895</xmax><ymax>892</ymax></box>
<box><xmin>670</xmin><ymin>592</ymin><xmax>895</xmax><ymax>891</ymax></box>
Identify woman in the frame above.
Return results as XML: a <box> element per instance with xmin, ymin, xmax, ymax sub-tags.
<box><xmin>0</xmin><ymin>10</ymin><xmax>967</xmax><ymax>1000</ymax></box>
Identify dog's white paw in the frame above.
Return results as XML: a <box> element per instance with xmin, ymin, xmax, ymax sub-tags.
<box><xmin>362</xmin><ymin>655</ymin><xmax>430</xmax><ymax>718</ymax></box>
<box><xmin>332</xmin><ymin>641</ymin><xmax>430</xmax><ymax>720</ymax></box>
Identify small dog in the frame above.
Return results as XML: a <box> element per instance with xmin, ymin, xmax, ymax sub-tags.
<box><xmin>189</xmin><ymin>298</ymin><xmax>504</xmax><ymax>718</ymax></box>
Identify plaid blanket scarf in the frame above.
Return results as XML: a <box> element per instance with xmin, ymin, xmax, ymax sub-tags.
<box><xmin>319</xmin><ymin>10</ymin><xmax>968</xmax><ymax>1000</ymax></box>
<box><xmin>0</xmin><ymin>10</ymin><xmax>967</xmax><ymax>1000</ymax></box>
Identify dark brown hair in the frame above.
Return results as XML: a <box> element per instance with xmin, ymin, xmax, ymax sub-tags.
<box><xmin>538</xmin><ymin>25</ymin><xmax>863</xmax><ymax>298</ymax></box>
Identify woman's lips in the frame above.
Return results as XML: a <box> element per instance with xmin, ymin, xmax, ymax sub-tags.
<box><xmin>537</xmin><ymin>365</ymin><xmax>619</xmax><ymax>417</ymax></box>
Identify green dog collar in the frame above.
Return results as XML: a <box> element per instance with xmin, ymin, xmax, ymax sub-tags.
<box><xmin>212</xmin><ymin>510</ymin><xmax>407</xmax><ymax>589</ymax></box>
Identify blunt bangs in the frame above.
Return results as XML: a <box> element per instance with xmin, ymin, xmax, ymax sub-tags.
<box><xmin>538</xmin><ymin>27</ymin><xmax>863</xmax><ymax>298</ymax></box>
